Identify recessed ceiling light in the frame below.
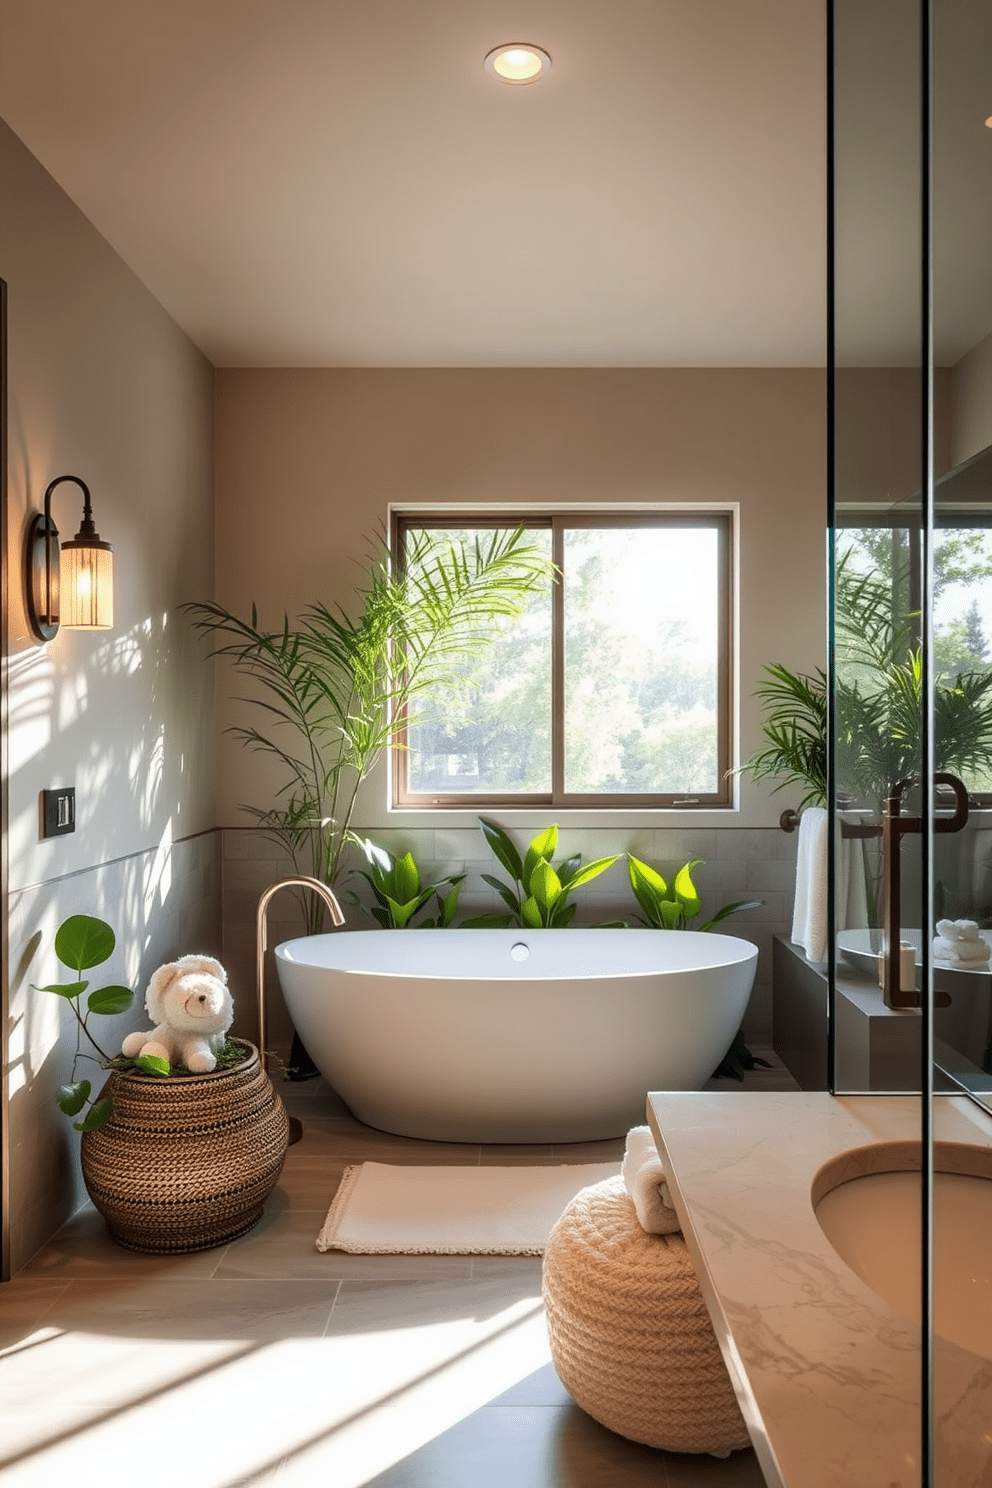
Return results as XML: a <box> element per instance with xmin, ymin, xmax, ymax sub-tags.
<box><xmin>484</xmin><ymin>44</ymin><xmax>552</xmax><ymax>85</ymax></box>
<box><xmin>985</xmin><ymin>114</ymin><xmax>992</xmax><ymax>128</ymax></box>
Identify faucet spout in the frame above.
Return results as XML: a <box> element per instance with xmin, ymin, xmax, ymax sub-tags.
<box><xmin>255</xmin><ymin>877</ymin><xmax>345</xmax><ymax>1076</ymax></box>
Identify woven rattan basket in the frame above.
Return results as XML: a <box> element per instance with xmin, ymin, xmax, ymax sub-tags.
<box><xmin>80</xmin><ymin>1039</ymin><xmax>290</xmax><ymax>1253</ymax></box>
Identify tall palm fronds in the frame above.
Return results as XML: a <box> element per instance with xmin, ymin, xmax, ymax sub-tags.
<box><xmin>742</xmin><ymin>546</ymin><xmax>992</xmax><ymax>814</ymax></box>
<box><xmin>741</xmin><ymin>664</ymin><xmax>828</xmax><ymax>809</ymax></box>
<box><xmin>186</xmin><ymin>528</ymin><xmax>552</xmax><ymax>919</ymax></box>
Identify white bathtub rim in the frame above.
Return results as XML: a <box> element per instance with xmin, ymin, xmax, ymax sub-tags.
<box><xmin>274</xmin><ymin>926</ymin><xmax>759</xmax><ymax>982</ymax></box>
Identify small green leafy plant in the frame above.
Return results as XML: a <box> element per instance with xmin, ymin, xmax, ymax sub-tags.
<box><xmin>32</xmin><ymin>914</ymin><xmax>166</xmax><ymax>1132</ymax></box>
<box><xmin>627</xmin><ymin>856</ymin><xmax>763</xmax><ymax>931</ymax></box>
<box><xmin>463</xmin><ymin>818</ymin><xmax>622</xmax><ymax>929</ymax></box>
<box><xmin>346</xmin><ymin>837</ymin><xmax>466</xmax><ymax>929</ymax></box>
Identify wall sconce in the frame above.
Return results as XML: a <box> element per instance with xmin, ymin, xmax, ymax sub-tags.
<box><xmin>26</xmin><ymin>475</ymin><xmax>114</xmax><ymax>642</ymax></box>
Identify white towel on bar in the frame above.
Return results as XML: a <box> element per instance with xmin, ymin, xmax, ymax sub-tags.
<box><xmin>621</xmin><ymin>1126</ymin><xmax>681</xmax><ymax>1235</ymax></box>
<box><xmin>791</xmin><ymin>806</ymin><xmax>829</xmax><ymax>963</ymax></box>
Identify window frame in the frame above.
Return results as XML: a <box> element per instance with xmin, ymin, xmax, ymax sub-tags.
<box><xmin>391</xmin><ymin>508</ymin><xmax>735</xmax><ymax>811</ymax></box>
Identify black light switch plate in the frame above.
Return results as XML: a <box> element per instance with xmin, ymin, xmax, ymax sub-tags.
<box><xmin>42</xmin><ymin>787</ymin><xmax>75</xmax><ymax>837</ymax></box>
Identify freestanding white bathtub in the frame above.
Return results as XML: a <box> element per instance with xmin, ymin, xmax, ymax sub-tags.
<box><xmin>275</xmin><ymin>928</ymin><xmax>758</xmax><ymax>1142</ymax></box>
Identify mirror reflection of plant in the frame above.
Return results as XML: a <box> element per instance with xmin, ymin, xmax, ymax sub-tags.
<box><xmin>186</xmin><ymin>529</ymin><xmax>552</xmax><ymax>929</ymax></box>
<box><xmin>464</xmin><ymin>818</ymin><xmax>622</xmax><ymax>929</ymax></box>
<box><xmin>346</xmin><ymin>837</ymin><xmax>466</xmax><ymax>929</ymax></box>
<box><xmin>32</xmin><ymin>915</ymin><xmax>166</xmax><ymax>1133</ymax></box>
<box><xmin>834</xmin><ymin>553</ymin><xmax>992</xmax><ymax>805</ymax></box>
<box><xmin>741</xmin><ymin>551</ymin><xmax>992</xmax><ymax>813</ymax></box>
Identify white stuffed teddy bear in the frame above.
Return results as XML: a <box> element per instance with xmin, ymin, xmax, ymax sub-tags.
<box><xmin>121</xmin><ymin>955</ymin><xmax>234</xmax><ymax>1073</ymax></box>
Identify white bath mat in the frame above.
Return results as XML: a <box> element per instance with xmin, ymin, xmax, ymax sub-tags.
<box><xmin>317</xmin><ymin>1161</ymin><xmax>619</xmax><ymax>1255</ymax></box>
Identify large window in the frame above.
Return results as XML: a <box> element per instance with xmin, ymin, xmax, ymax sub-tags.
<box><xmin>392</xmin><ymin>511</ymin><xmax>734</xmax><ymax>808</ymax></box>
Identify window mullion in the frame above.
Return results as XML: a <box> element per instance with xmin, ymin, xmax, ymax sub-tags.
<box><xmin>551</xmin><ymin>517</ymin><xmax>566</xmax><ymax>801</ymax></box>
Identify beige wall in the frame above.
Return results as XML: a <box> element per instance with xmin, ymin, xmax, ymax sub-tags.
<box><xmin>1</xmin><ymin>118</ymin><xmax>218</xmax><ymax>1273</ymax></box>
<box><xmin>214</xmin><ymin>368</ymin><xmax>827</xmax><ymax>1048</ymax></box>
<box><xmin>215</xmin><ymin>367</ymin><xmax>828</xmax><ymax>836</ymax></box>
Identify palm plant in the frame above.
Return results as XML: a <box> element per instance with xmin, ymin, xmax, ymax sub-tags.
<box><xmin>741</xmin><ymin>550</ymin><xmax>992</xmax><ymax>812</ymax></box>
<box><xmin>833</xmin><ymin>556</ymin><xmax>992</xmax><ymax>804</ymax></box>
<box><xmin>739</xmin><ymin>663</ymin><xmax>828</xmax><ymax>809</ymax></box>
<box><xmin>187</xmin><ymin>529</ymin><xmax>552</xmax><ymax>928</ymax></box>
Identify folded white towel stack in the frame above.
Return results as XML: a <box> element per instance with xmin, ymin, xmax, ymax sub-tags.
<box><xmin>621</xmin><ymin>1126</ymin><xmax>681</xmax><ymax>1235</ymax></box>
<box><xmin>791</xmin><ymin>806</ymin><xmax>829</xmax><ymax>963</ymax></box>
<box><xmin>932</xmin><ymin>919</ymin><xmax>991</xmax><ymax>969</ymax></box>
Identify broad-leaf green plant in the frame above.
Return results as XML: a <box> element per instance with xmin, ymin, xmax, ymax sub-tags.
<box><xmin>346</xmin><ymin>837</ymin><xmax>466</xmax><ymax>929</ymax></box>
<box><xmin>32</xmin><ymin>914</ymin><xmax>167</xmax><ymax>1133</ymax></box>
<box><xmin>187</xmin><ymin>529</ymin><xmax>552</xmax><ymax>930</ymax></box>
<box><xmin>627</xmin><ymin>856</ymin><xmax>763</xmax><ymax>931</ymax></box>
<box><xmin>463</xmin><ymin>818</ymin><xmax>622</xmax><ymax>929</ymax></box>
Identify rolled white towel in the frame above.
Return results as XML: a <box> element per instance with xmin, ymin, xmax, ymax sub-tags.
<box><xmin>621</xmin><ymin>1126</ymin><xmax>681</xmax><ymax>1235</ymax></box>
<box><xmin>936</xmin><ymin>919</ymin><xmax>983</xmax><ymax>943</ymax></box>
<box><xmin>933</xmin><ymin>935</ymin><xmax>991</xmax><ymax>967</ymax></box>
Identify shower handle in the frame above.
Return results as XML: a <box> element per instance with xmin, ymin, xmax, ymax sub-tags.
<box><xmin>881</xmin><ymin>772</ymin><xmax>969</xmax><ymax>1010</ymax></box>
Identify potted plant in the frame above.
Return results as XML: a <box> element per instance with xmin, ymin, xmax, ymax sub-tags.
<box><xmin>35</xmin><ymin>914</ymin><xmax>289</xmax><ymax>1253</ymax></box>
<box><xmin>345</xmin><ymin>836</ymin><xmax>466</xmax><ymax>928</ymax></box>
<box><xmin>626</xmin><ymin>855</ymin><xmax>763</xmax><ymax>932</ymax></box>
<box><xmin>186</xmin><ymin>528</ymin><xmax>552</xmax><ymax>925</ymax></box>
<box><xmin>462</xmin><ymin>817</ymin><xmax>622</xmax><ymax>928</ymax></box>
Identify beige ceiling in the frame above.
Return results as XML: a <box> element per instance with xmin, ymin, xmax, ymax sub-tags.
<box><xmin>2</xmin><ymin>1</ymin><xmax>829</xmax><ymax>367</ymax></box>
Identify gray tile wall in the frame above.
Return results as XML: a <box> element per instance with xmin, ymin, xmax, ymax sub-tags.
<box><xmin>6</xmin><ymin>832</ymin><xmax>221</xmax><ymax>1274</ymax></box>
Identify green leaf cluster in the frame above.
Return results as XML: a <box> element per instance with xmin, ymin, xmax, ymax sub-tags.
<box><xmin>185</xmin><ymin>528</ymin><xmax>552</xmax><ymax>925</ymax></box>
<box><xmin>627</xmin><ymin>856</ymin><xmax>763</xmax><ymax>932</ymax></box>
<box><xmin>346</xmin><ymin>837</ymin><xmax>466</xmax><ymax>929</ymax></box>
<box><xmin>462</xmin><ymin>819</ymin><xmax>622</xmax><ymax>929</ymax></box>
<box><xmin>32</xmin><ymin>914</ymin><xmax>135</xmax><ymax>1133</ymax></box>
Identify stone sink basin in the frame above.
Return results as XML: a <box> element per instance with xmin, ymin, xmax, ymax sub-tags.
<box><xmin>813</xmin><ymin>1141</ymin><xmax>992</xmax><ymax>1360</ymax></box>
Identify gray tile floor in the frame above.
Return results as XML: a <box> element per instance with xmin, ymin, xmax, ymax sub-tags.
<box><xmin>1</xmin><ymin>1054</ymin><xmax>796</xmax><ymax>1486</ymax></box>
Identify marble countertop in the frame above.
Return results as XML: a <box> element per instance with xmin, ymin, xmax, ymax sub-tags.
<box><xmin>646</xmin><ymin>1091</ymin><xmax>992</xmax><ymax>1488</ymax></box>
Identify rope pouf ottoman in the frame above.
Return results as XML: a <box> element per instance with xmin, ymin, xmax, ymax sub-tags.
<box><xmin>543</xmin><ymin>1174</ymin><xmax>750</xmax><ymax>1456</ymax></box>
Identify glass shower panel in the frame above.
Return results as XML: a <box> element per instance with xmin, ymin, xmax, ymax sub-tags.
<box><xmin>931</xmin><ymin>2</ymin><xmax>992</xmax><ymax>1480</ymax></box>
<box><xmin>830</xmin><ymin>0</ymin><xmax>925</xmax><ymax>1099</ymax></box>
